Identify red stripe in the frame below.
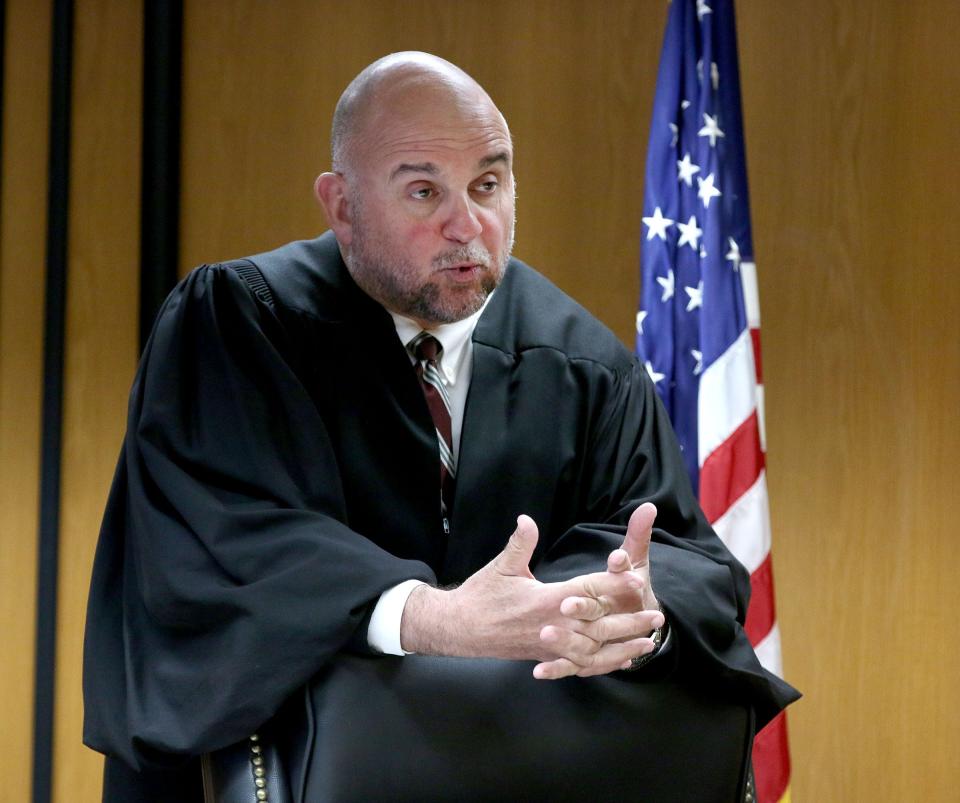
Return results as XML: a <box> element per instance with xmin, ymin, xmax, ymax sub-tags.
<box><xmin>753</xmin><ymin>711</ymin><xmax>791</xmax><ymax>803</ymax></box>
<box><xmin>699</xmin><ymin>410</ymin><xmax>764</xmax><ymax>522</ymax></box>
<box><xmin>744</xmin><ymin>554</ymin><xmax>776</xmax><ymax>645</ymax></box>
<box><xmin>750</xmin><ymin>327</ymin><xmax>763</xmax><ymax>384</ymax></box>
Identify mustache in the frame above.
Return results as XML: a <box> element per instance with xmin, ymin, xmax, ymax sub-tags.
<box><xmin>432</xmin><ymin>246</ymin><xmax>492</xmax><ymax>270</ymax></box>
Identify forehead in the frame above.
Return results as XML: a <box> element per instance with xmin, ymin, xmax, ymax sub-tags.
<box><xmin>355</xmin><ymin>85</ymin><xmax>513</xmax><ymax>180</ymax></box>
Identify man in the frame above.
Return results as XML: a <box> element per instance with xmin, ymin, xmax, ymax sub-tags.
<box><xmin>84</xmin><ymin>52</ymin><xmax>796</xmax><ymax>801</ymax></box>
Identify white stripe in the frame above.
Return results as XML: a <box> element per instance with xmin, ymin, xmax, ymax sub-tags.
<box><xmin>712</xmin><ymin>470</ymin><xmax>771</xmax><ymax>574</ymax></box>
<box><xmin>423</xmin><ymin>363</ymin><xmax>453</xmax><ymax>411</ymax></box>
<box><xmin>698</xmin><ymin>327</ymin><xmax>757</xmax><ymax>467</ymax></box>
<box><xmin>740</xmin><ymin>261</ymin><xmax>760</xmax><ymax>328</ymax></box>
<box><xmin>753</xmin><ymin>622</ymin><xmax>783</xmax><ymax>678</ymax></box>
<box><xmin>437</xmin><ymin>432</ymin><xmax>457</xmax><ymax>475</ymax></box>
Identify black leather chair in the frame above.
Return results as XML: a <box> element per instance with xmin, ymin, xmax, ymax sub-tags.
<box><xmin>202</xmin><ymin>653</ymin><xmax>755</xmax><ymax>803</ymax></box>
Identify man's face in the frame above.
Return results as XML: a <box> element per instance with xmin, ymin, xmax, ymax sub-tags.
<box><xmin>341</xmin><ymin>86</ymin><xmax>515</xmax><ymax>328</ymax></box>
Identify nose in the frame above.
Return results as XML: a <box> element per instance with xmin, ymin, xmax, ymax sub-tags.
<box><xmin>441</xmin><ymin>193</ymin><xmax>483</xmax><ymax>243</ymax></box>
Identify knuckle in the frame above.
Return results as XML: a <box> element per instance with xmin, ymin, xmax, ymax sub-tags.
<box><xmin>626</xmin><ymin>569</ymin><xmax>647</xmax><ymax>589</ymax></box>
<box><xmin>594</xmin><ymin>618</ymin><xmax>614</xmax><ymax>642</ymax></box>
<box><xmin>555</xmin><ymin>659</ymin><xmax>577</xmax><ymax>678</ymax></box>
<box><xmin>573</xmin><ymin>597</ymin><xmax>602</xmax><ymax>622</ymax></box>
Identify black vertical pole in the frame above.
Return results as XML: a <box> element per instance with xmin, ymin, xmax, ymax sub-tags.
<box><xmin>140</xmin><ymin>0</ymin><xmax>183</xmax><ymax>350</ymax></box>
<box><xmin>0</xmin><ymin>0</ymin><xmax>6</xmax><ymax>278</ymax></box>
<box><xmin>33</xmin><ymin>0</ymin><xmax>73</xmax><ymax>800</ymax></box>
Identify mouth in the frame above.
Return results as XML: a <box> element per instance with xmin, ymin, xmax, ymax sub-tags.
<box><xmin>441</xmin><ymin>263</ymin><xmax>484</xmax><ymax>283</ymax></box>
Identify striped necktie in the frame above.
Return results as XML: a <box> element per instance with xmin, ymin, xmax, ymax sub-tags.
<box><xmin>409</xmin><ymin>332</ymin><xmax>456</xmax><ymax>525</ymax></box>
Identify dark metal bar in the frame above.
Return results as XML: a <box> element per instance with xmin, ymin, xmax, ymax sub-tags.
<box><xmin>140</xmin><ymin>0</ymin><xmax>183</xmax><ymax>350</ymax></box>
<box><xmin>33</xmin><ymin>0</ymin><xmax>74</xmax><ymax>800</ymax></box>
<box><xmin>0</xmin><ymin>0</ymin><xmax>6</xmax><ymax>310</ymax></box>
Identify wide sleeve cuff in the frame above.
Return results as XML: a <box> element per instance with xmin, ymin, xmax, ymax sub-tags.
<box><xmin>367</xmin><ymin>579</ymin><xmax>428</xmax><ymax>655</ymax></box>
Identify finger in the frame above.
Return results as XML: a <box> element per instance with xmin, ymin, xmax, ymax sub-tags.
<box><xmin>559</xmin><ymin>571</ymin><xmax>645</xmax><ymax>620</ymax></box>
<box><xmin>606</xmin><ymin>548</ymin><xmax>632</xmax><ymax>574</ymax></box>
<box><xmin>559</xmin><ymin>594</ymin><xmax>613</xmax><ymax>621</ymax></box>
<box><xmin>539</xmin><ymin>624</ymin><xmax>601</xmax><ymax>665</ymax></box>
<box><xmin>534</xmin><ymin>636</ymin><xmax>658</xmax><ymax>680</ymax></box>
<box><xmin>533</xmin><ymin>657</ymin><xmax>581</xmax><ymax>680</ymax></box>
<box><xmin>579</xmin><ymin>636</ymin><xmax>658</xmax><ymax>677</ymax></box>
<box><xmin>494</xmin><ymin>514</ymin><xmax>539</xmax><ymax>577</ymax></box>
<box><xmin>578</xmin><ymin>609</ymin><xmax>665</xmax><ymax>644</ymax></box>
<box><xmin>623</xmin><ymin>502</ymin><xmax>657</xmax><ymax>568</ymax></box>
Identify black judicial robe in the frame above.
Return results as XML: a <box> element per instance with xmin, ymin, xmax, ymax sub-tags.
<box><xmin>83</xmin><ymin>232</ymin><xmax>798</xmax><ymax>796</ymax></box>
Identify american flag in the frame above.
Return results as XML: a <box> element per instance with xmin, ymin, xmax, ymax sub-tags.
<box><xmin>635</xmin><ymin>1</ymin><xmax>791</xmax><ymax>801</ymax></box>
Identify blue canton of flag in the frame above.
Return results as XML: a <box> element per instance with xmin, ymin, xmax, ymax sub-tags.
<box><xmin>636</xmin><ymin>0</ymin><xmax>753</xmax><ymax>495</ymax></box>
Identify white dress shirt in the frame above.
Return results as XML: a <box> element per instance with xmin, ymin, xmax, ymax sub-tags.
<box><xmin>366</xmin><ymin>299</ymin><xmax>490</xmax><ymax>655</ymax></box>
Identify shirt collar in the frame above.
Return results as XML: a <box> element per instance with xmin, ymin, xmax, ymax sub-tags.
<box><xmin>389</xmin><ymin>293</ymin><xmax>493</xmax><ymax>386</ymax></box>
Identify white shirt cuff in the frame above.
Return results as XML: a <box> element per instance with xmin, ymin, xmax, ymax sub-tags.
<box><xmin>366</xmin><ymin>579</ymin><xmax>427</xmax><ymax>655</ymax></box>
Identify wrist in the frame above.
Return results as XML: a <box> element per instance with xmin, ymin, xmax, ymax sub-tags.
<box><xmin>400</xmin><ymin>584</ymin><xmax>459</xmax><ymax>655</ymax></box>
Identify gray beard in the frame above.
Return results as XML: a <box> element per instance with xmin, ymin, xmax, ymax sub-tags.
<box><xmin>345</xmin><ymin>223</ymin><xmax>513</xmax><ymax>325</ymax></box>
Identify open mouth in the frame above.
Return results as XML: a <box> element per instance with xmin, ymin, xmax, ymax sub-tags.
<box><xmin>443</xmin><ymin>263</ymin><xmax>483</xmax><ymax>282</ymax></box>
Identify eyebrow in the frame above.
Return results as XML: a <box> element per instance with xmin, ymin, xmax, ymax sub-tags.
<box><xmin>390</xmin><ymin>162</ymin><xmax>440</xmax><ymax>181</ymax></box>
<box><xmin>479</xmin><ymin>151</ymin><xmax>511</xmax><ymax>170</ymax></box>
<box><xmin>389</xmin><ymin>151</ymin><xmax>512</xmax><ymax>182</ymax></box>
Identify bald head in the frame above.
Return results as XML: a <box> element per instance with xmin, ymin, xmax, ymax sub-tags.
<box><xmin>331</xmin><ymin>52</ymin><xmax>509</xmax><ymax>177</ymax></box>
<box><xmin>314</xmin><ymin>52</ymin><xmax>515</xmax><ymax>328</ymax></box>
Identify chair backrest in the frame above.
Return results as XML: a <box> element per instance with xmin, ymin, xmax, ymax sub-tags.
<box><xmin>202</xmin><ymin>652</ymin><xmax>755</xmax><ymax>802</ymax></box>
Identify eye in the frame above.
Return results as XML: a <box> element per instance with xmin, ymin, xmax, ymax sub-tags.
<box><xmin>409</xmin><ymin>185</ymin><xmax>436</xmax><ymax>200</ymax></box>
<box><xmin>473</xmin><ymin>178</ymin><xmax>499</xmax><ymax>195</ymax></box>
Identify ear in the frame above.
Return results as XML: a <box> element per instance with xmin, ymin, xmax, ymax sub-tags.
<box><xmin>314</xmin><ymin>172</ymin><xmax>353</xmax><ymax>246</ymax></box>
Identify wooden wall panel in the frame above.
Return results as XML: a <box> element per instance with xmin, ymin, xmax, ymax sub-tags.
<box><xmin>0</xmin><ymin>0</ymin><xmax>931</xmax><ymax>800</ymax></box>
<box><xmin>180</xmin><ymin>0</ymin><xmax>665</xmax><ymax>345</ymax></box>
<box><xmin>0</xmin><ymin>1</ymin><xmax>50</xmax><ymax>798</ymax></box>
<box><xmin>178</xmin><ymin>1</ymin><xmax>960</xmax><ymax>801</ymax></box>
<box><xmin>53</xmin><ymin>1</ymin><xmax>142</xmax><ymax>801</ymax></box>
<box><xmin>738</xmin><ymin>1</ymin><xmax>960</xmax><ymax>800</ymax></box>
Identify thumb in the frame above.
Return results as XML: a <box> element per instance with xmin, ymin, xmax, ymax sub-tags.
<box><xmin>495</xmin><ymin>514</ymin><xmax>539</xmax><ymax>577</ymax></box>
<box><xmin>623</xmin><ymin>503</ymin><xmax>657</xmax><ymax>568</ymax></box>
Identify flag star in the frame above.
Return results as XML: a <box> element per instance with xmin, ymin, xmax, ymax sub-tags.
<box><xmin>699</xmin><ymin>244</ymin><xmax>708</xmax><ymax>259</ymax></box>
<box><xmin>636</xmin><ymin>310</ymin><xmax>648</xmax><ymax>335</ymax></box>
<box><xmin>726</xmin><ymin>237</ymin><xmax>741</xmax><ymax>271</ymax></box>
<box><xmin>668</xmin><ymin>122</ymin><xmax>678</xmax><ymax>147</ymax></box>
<box><xmin>685</xmin><ymin>281</ymin><xmax>704</xmax><ymax>312</ymax></box>
<box><xmin>697</xmin><ymin>0</ymin><xmax>712</xmax><ymax>20</ymax></box>
<box><xmin>697</xmin><ymin>173</ymin><xmax>722</xmax><ymax>208</ymax></box>
<box><xmin>711</xmin><ymin>62</ymin><xmax>720</xmax><ymax>90</ymax></box>
<box><xmin>691</xmin><ymin>349</ymin><xmax>704</xmax><ymax>375</ymax></box>
<box><xmin>656</xmin><ymin>268</ymin><xmax>675</xmax><ymax>302</ymax></box>
<box><xmin>644</xmin><ymin>360</ymin><xmax>665</xmax><ymax>385</ymax></box>
<box><xmin>677</xmin><ymin>153</ymin><xmax>701</xmax><ymax>186</ymax></box>
<box><xmin>676</xmin><ymin>216</ymin><xmax>703</xmax><ymax>251</ymax></box>
<box><xmin>681</xmin><ymin>99</ymin><xmax>691</xmax><ymax>111</ymax></box>
<box><xmin>698</xmin><ymin>113</ymin><xmax>725</xmax><ymax>147</ymax></box>
<box><xmin>642</xmin><ymin>206</ymin><xmax>674</xmax><ymax>241</ymax></box>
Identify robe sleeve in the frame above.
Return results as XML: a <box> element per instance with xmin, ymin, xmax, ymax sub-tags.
<box><xmin>536</xmin><ymin>359</ymin><xmax>799</xmax><ymax>729</ymax></box>
<box><xmin>83</xmin><ymin>264</ymin><xmax>437</xmax><ymax>768</ymax></box>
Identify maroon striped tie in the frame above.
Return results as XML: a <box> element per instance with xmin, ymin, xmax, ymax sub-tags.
<box><xmin>409</xmin><ymin>332</ymin><xmax>456</xmax><ymax>524</ymax></box>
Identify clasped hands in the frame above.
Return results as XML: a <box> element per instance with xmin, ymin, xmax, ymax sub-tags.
<box><xmin>400</xmin><ymin>503</ymin><xmax>664</xmax><ymax>679</ymax></box>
